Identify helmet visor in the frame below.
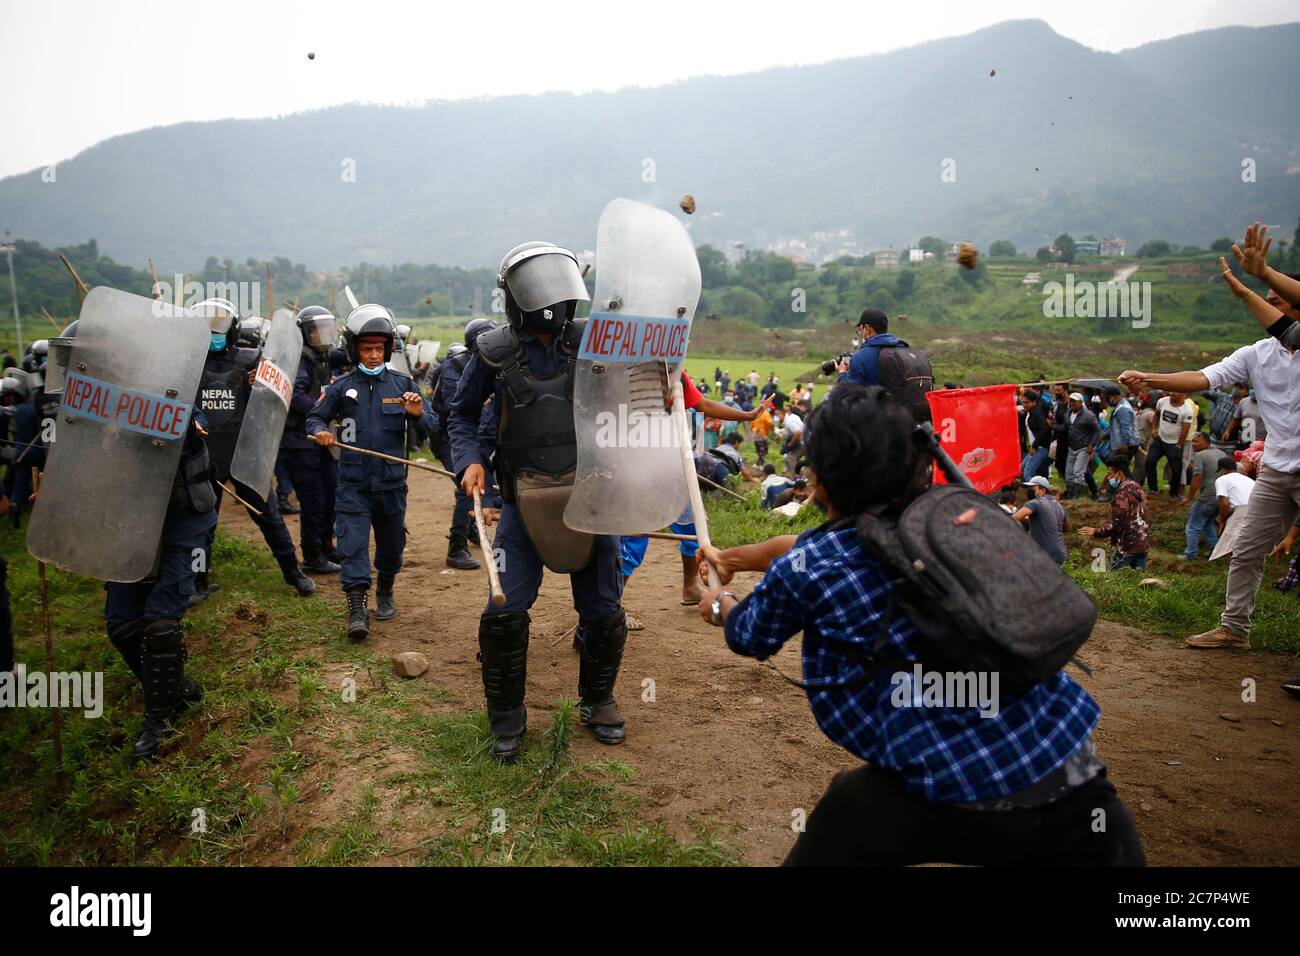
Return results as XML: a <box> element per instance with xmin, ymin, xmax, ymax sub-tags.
<box><xmin>301</xmin><ymin>316</ymin><xmax>338</xmax><ymax>352</ymax></box>
<box><xmin>505</xmin><ymin>251</ymin><xmax>590</xmax><ymax>313</ymax></box>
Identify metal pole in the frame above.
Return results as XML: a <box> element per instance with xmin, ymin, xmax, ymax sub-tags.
<box><xmin>3</xmin><ymin>242</ymin><xmax>21</xmax><ymax>355</ymax></box>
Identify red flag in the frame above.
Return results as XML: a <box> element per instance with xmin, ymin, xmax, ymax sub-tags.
<box><xmin>926</xmin><ymin>384</ymin><xmax>1022</xmax><ymax>494</ymax></box>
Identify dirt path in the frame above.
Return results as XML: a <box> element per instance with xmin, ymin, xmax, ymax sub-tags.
<box><xmin>227</xmin><ymin>474</ymin><xmax>1300</xmax><ymax>866</ymax></box>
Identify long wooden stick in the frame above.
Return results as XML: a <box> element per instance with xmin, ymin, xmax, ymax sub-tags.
<box><xmin>39</xmin><ymin>307</ymin><xmax>61</xmax><ymax>331</ymax></box>
<box><xmin>31</xmin><ymin>469</ymin><xmax>64</xmax><ymax>777</ymax></box>
<box><xmin>473</xmin><ymin>487</ymin><xmax>505</xmax><ymax>606</ymax></box>
<box><xmin>334</xmin><ymin>441</ymin><xmax>455</xmax><ymax>480</ymax></box>
<box><xmin>148</xmin><ymin>259</ymin><xmax>162</xmax><ymax>299</ymax></box>
<box><xmin>672</xmin><ymin>382</ymin><xmax>721</xmax><ymax>589</ymax></box>
<box><xmin>696</xmin><ymin>468</ymin><xmax>747</xmax><ymax>501</ymax></box>
<box><xmin>58</xmin><ymin>254</ymin><xmax>89</xmax><ymax>304</ymax></box>
<box><xmin>646</xmin><ymin>530</ymin><xmax>698</xmax><ymax>542</ymax></box>
<box><xmin>217</xmin><ymin>481</ymin><xmax>263</xmax><ymax>517</ymax></box>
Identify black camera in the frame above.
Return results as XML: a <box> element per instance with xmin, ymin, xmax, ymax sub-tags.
<box><xmin>820</xmin><ymin>352</ymin><xmax>853</xmax><ymax>376</ymax></box>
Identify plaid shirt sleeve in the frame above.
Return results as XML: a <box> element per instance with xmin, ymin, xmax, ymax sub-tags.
<box><xmin>723</xmin><ymin>552</ymin><xmax>807</xmax><ymax>660</ymax></box>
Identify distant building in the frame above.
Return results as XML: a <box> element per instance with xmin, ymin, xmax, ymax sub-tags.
<box><xmin>874</xmin><ymin>249</ymin><xmax>900</xmax><ymax>269</ymax></box>
<box><xmin>1100</xmin><ymin>238</ymin><xmax>1126</xmax><ymax>257</ymax></box>
<box><xmin>1075</xmin><ymin>240</ymin><xmax>1101</xmax><ymax>257</ymax></box>
<box><xmin>908</xmin><ymin>248</ymin><xmax>925</xmax><ymax>263</ymax></box>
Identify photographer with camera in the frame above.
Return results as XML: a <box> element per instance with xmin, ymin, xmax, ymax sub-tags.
<box><xmin>834</xmin><ymin>309</ymin><xmax>935</xmax><ymax>422</ymax></box>
<box><xmin>695</xmin><ymin>384</ymin><xmax>1145</xmax><ymax>866</ymax></box>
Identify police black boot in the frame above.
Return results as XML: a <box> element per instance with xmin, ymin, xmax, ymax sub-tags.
<box><xmin>446</xmin><ymin>533</ymin><xmax>481</xmax><ymax>571</ymax></box>
<box><xmin>188</xmin><ymin>571</ymin><xmax>219</xmax><ymax>608</ymax></box>
<box><xmin>301</xmin><ymin>546</ymin><xmax>341</xmax><ymax>575</ymax></box>
<box><xmin>578</xmin><ymin>610</ymin><xmax>628</xmax><ymax>746</ymax></box>
<box><xmin>345</xmin><ymin>586</ymin><xmax>370</xmax><ymax>641</ymax></box>
<box><xmin>375</xmin><ymin>574</ymin><xmax>397</xmax><ymax>620</ymax></box>
<box><xmin>278</xmin><ymin>554</ymin><xmax>317</xmax><ymax>597</ymax></box>
<box><xmin>278</xmin><ymin>494</ymin><xmax>300</xmax><ymax>515</ymax></box>
<box><xmin>134</xmin><ymin>619</ymin><xmax>186</xmax><ymax>760</ymax></box>
<box><xmin>478</xmin><ymin>611</ymin><xmax>529</xmax><ymax>761</ymax></box>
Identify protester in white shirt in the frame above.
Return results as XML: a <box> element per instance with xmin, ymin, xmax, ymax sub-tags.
<box><xmin>1120</xmin><ymin>331</ymin><xmax>1300</xmax><ymax>648</ymax></box>
<box><xmin>1210</xmin><ymin>458</ymin><xmax>1256</xmax><ymax>561</ymax></box>
<box><xmin>1148</xmin><ymin>393</ymin><xmax>1196</xmax><ymax>496</ymax></box>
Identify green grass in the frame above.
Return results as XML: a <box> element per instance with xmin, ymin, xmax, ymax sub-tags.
<box><xmin>0</xmin><ymin>526</ymin><xmax>737</xmax><ymax>866</ymax></box>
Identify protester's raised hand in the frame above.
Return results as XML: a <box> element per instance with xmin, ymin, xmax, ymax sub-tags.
<box><xmin>1218</xmin><ymin>257</ymin><xmax>1252</xmax><ymax>301</ymax></box>
<box><xmin>1231</xmin><ymin>222</ymin><xmax>1271</xmax><ymax>279</ymax></box>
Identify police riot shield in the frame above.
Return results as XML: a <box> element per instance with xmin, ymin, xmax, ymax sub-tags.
<box><xmin>27</xmin><ymin>286</ymin><xmax>209</xmax><ymax>582</ymax></box>
<box><xmin>230</xmin><ymin>311</ymin><xmax>303</xmax><ymax>500</ymax></box>
<box><xmin>388</xmin><ymin>344</ymin><xmax>412</xmax><ymax>376</ymax></box>
<box><xmin>416</xmin><ymin>341</ymin><xmax>440</xmax><ymax>365</ymax></box>
<box><xmin>564</xmin><ymin>198</ymin><xmax>701</xmax><ymax>535</ymax></box>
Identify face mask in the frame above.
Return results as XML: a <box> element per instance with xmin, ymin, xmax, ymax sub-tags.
<box><xmin>209</xmin><ymin>333</ymin><xmax>227</xmax><ymax>352</ymax></box>
<box><xmin>357</xmin><ymin>361</ymin><xmax>384</xmax><ymax>377</ymax></box>
<box><xmin>1108</xmin><ymin>476</ymin><xmax>1121</xmax><ymax>491</ymax></box>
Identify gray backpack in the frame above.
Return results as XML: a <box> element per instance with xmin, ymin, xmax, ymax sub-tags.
<box><xmin>854</xmin><ymin>483</ymin><xmax>1096</xmax><ymax>696</ymax></box>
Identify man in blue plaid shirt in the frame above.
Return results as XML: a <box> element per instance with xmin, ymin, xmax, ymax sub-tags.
<box><xmin>697</xmin><ymin>385</ymin><xmax>1145</xmax><ymax>866</ymax></box>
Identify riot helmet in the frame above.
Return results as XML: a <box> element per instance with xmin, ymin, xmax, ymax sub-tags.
<box><xmin>296</xmin><ymin>305</ymin><xmax>338</xmax><ymax>354</ymax></box>
<box><xmin>496</xmin><ymin>241</ymin><xmax>589</xmax><ymax>334</ymax></box>
<box><xmin>342</xmin><ymin>303</ymin><xmax>397</xmax><ymax>365</ymax></box>
<box><xmin>463</xmin><ymin>317</ymin><xmax>496</xmax><ymax>352</ymax></box>
<box><xmin>3</xmin><ymin>367</ymin><xmax>33</xmax><ymax>400</ymax></box>
<box><xmin>238</xmin><ymin>317</ymin><xmax>263</xmax><ymax>348</ymax></box>
<box><xmin>45</xmin><ymin>320</ymin><xmax>78</xmax><ymax>396</ymax></box>
<box><xmin>194</xmin><ymin>297</ymin><xmax>240</xmax><ymax>354</ymax></box>
<box><xmin>395</xmin><ymin>323</ymin><xmax>412</xmax><ymax>344</ymax></box>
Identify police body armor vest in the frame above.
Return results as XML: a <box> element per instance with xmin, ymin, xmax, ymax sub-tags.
<box><xmin>169</xmin><ymin>436</ymin><xmax>217</xmax><ymax>515</ymax></box>
<box><xmin>199</xmin><ymin>347</ymin><xmax>258</xmax><ymax>476</ymax></box>
<box><xmin>285</xmin><ymin>349</ymin><xmax>328</xmax><ymax>433</ymax></box>
<box><xmin>478</xmin><ymin>321</ymin><xmax>595</xmax><ymax>573</ymax></box>
<box><xmin>430</xmin><ymin>350</ymin><xmax>469</xmax><ymax>420</ymax></box>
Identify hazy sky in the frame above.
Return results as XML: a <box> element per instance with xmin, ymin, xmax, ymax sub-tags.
<box><xmin>1</xmin><ymin>0</ymin><xmax>1296</xmax><ymax>179</ymax></box>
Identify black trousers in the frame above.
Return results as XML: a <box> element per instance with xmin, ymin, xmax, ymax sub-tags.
<box><xmin>1145</xmin><ymin>439</ymin><xmax>1184</xmax><ymax>495</ymax></box>
<box><xmin>784</xmin><ymin>764</ymin><xmax>1146</xmax><ymax>866</ymax></box>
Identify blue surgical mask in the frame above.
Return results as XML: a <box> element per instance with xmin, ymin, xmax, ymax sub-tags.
<box><xmin>1108</xmin><ymin>477</ymin><xmax>1121</xmax><ymax>491</ymax></box>
<box><xmin>209</xmin><ymin>333</ymin><xmax>227</xmax><ymax>352</ymax></box>
<box><xmin>357</xmin><ymin>362</ymin><xmax>384</xmax><ymax>377</ymax></box>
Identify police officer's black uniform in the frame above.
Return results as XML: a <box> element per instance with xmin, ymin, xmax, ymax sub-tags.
<box><xmin>448</xmin><ymin>242</ymin><xmax>627</xmax><ymax>761</ymax></box>
<box><xmin>195</xmin><ymin>318</ymin><xmax>314</xmax><ymax>599</ymax></box>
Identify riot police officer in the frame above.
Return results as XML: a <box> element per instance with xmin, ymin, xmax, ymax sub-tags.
<box><xmin>449</xmin><ymin>241</ymin><xmax>627</xmax><ymax>761</ymax></box>
<box><xmin>5</xmin><ymin>369</ymin><xmax>42</xmax><ymax>530</ymax></box>
<box><xmin>280</xmin><ymin>306</ymin><xmax>342</xmax><ymax>575</ymax></box>
<box><xmin>193</xmin><ymin>298</ymin><xmax>315</xmax><ymax>600</ymax></box>
<box><xmin>104</xmin><ymin>397</ymin><xmax>218</xmax><ymax>759</ymax></box>
<box><xmin>307</xmin><ymin>304</ymin><xmax>435</xmax><ymax>640</ymax></box>
<box><xmin>431</xmin><ymin>318</ymin><xmax>497</xmax><ymax>571</ymax></box>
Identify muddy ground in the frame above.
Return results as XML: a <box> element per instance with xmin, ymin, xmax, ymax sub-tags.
<box><xmin>225</xmin><ymin>474</ymin><xmax>1300</xmax><ymax>866</ymax></box>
